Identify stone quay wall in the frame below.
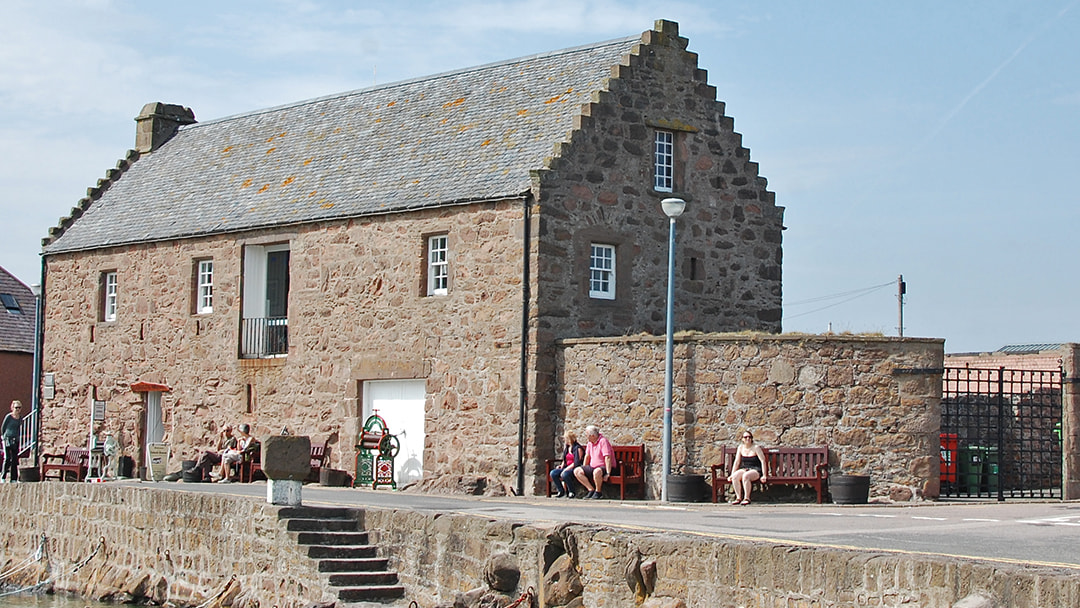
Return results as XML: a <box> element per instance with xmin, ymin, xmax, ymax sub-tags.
<box><xmin>556</xmin><ymin>333</ymin><xmax>945</xmax><ymax>501</ymax></box>
<box><xmin>0</xmin><ymin>483</ymin><xmax>333</xmax><ymax>608</ymax></box>
<box><xmin>2</xmin><ymin>484</ymin><xmax>1078</xmax><ymax>608</ymax></box>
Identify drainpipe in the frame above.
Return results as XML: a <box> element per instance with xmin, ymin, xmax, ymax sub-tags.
<box><xmin>31</xmin><ymin>255</ymin><xmax>46</xmax><ymax>470</ymax></box>
<box><xmin>516</xmin><ymin>194</ymin><xmax>532</xmax><ymax>496</ymax></box>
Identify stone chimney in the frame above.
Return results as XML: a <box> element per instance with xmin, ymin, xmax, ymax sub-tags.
<box><xmin>134</xmin><ymin>102</ymin><xmax>196</xmax><ymax>153</ymax></box>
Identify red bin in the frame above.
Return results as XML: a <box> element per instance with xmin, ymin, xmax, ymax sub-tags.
<box><xmin>940</xmin><ymin>433</ymin><xmax>958</xmax><ymax>484</ymax></box>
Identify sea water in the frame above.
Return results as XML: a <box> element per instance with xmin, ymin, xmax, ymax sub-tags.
<box><xmin>0</xmin><ymin>592</ymin><xmax>107</xmax><ymax>608</ymax></box>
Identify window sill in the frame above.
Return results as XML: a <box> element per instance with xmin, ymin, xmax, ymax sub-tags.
<box><xmin>239</xmin><ymin>357</ymin><xmax>288</xmax><ymax>369</ymax></box>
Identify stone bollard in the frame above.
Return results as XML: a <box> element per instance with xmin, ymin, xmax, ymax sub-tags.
<box><xmin>262</xmin><ymin>435</ymin><xmax>311</xmax><ymax>506</ymax></box>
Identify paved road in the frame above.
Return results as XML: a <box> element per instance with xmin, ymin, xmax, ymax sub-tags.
<box><xmin>142</xmin><ymin>481</ymin><xmax>1080</xmax><ymax>571</ymax></box>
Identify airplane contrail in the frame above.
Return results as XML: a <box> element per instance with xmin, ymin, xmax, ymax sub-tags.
<box><xmin>916</xmin><ymin>0</ymin><xmax>1078</xmax><ymax>151</ymax></box>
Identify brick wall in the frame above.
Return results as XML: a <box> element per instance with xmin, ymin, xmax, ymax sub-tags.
<box><xmin>556</xmin><ymin>334</ymin><xmax>945</xmax><ymax>501</ymax></box>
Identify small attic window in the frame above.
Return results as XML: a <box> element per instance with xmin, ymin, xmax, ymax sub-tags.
<box><xmin>0</xmin><ymin>293</ymin><xmax>21</xmax><ymax>313</ymax></box>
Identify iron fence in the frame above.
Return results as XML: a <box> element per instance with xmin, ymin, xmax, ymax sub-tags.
<box><xmin>940</xmin><ymin>366</ymin><xmax>1062</xmax><ymax>500</ymax></box>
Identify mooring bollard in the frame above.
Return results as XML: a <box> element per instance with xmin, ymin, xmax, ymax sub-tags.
<box><xmin>262</xmin><ymin>435</ymin><xmax>311</xmax><ymax>506</ymax></box>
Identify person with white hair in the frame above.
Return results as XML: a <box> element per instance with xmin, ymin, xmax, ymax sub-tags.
<box><xmin>216</xmin><ymin>423</ymin><xmax>253</xmax><ymax>483</ymax></box>
<box><xmin>573</xmin><ymin>425</ymin><xmax>615</xmax><ymax>499</ymax></box>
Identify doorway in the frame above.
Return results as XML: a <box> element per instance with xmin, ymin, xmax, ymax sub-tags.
<box><xmin>362</xmin><ymin>379</ymin><xmax>425</xmax><ymax>486</ymax></box>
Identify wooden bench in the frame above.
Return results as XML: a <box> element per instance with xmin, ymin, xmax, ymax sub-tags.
<box><xmin>710</xmin><ymin>446</ymin><xmax>829</xmax><ymax>503</ymax></box>
<box><xmin>607</xmin><ymin>444</ymin><xmax>647</xmax><ymax>500</ymax></box>
<box><xmin>544</xmin><ymin>443</ymin><xmax>647</xmax><ymax>499</ymax></box>
<box><xmin>307</xmin><ymin>441</ymin><xmax>328</xmax><ymax>483</ymax></box>
<box><xmin>41</xmin><ymin>446</ymin><xmax>89</xmax><ymax>482</ymax></box>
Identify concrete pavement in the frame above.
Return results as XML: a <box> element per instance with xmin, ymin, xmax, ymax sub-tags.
<box><xmin>137</xmin><ymin>480</ymin><xmax>1080</xmax><ymax>573</ymax></box>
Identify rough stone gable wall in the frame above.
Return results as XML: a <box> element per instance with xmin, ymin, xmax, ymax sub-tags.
<box><xmin>40</xmin><ymin>200</ymin><xmax>526</xmax><ymax>480</ymax></box>
<box><xmin>532</xmin><ymin>21</ymin><xmax>783</xmax><ymax>343</ymax></box>
<box><xmin>556</xmin><ymin>334</ymin><xmax>944</xmax><ymax>501</ymax></box>
<box><xmin>522</xmin><ymin>21</ymin><xmax>785</xmax><ymax>488</ymax></box>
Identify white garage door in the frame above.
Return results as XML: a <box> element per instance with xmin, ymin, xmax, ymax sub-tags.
<box><xmin>362</xmin><ymin>379</ymin><xmax>426</xmax><ymax>486</ymax></box>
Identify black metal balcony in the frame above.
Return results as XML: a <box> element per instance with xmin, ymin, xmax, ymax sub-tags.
<box><xmin>241</xmin><ymin>317</ymin><xmax>288</xmax><ymax>358</ymax></box>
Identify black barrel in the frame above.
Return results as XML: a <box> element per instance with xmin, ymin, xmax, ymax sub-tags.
<box><xmin>180</xmin><ymin>459</ymin><xmax>202</xmax><ymax>483</ymax></box>
<box><xmin>666</xmin><ymin>474</ymin><xmax>706</xmax><ymax>502</ymax></box>
<box><xmin>830</xmin><ymin>474</ymin><xmax>870</xmax><ymax>504</ymax></box>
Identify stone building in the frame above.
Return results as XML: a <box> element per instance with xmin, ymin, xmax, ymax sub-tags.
<box><xmin>38</xmin><ymin>20</ymin><xmax>784</xmax><ymax>491</ymax></box>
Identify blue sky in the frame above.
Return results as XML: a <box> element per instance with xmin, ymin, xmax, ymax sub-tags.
<box><xmin>1</xmin><ymin>1</ymin><xmax>1077</xmax><ymax>353</ymax></box>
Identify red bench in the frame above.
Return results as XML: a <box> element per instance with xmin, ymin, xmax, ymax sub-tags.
<box><xmin>607</xmin><ymin>444</ymin><xmax>647</xmax><ymax>500</ymax></box>
<box><xmin>544</xmin><ymin>443</ymin><xmax>647</xmax><ymax>499</ymax></box>
<box><xmin>710</xmin><ymin>446</ymin><xmax>829</xmax><ymax>503</ymax></box>
<box><xmin>41</xmin><ymin>447</ymin><xmax>89</xmax><ymax>482</ymax></box>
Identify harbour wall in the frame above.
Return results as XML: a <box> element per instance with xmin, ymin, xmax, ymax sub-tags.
<box><xmin>1</xmin><ymin>484</ymin><xmax>1078</xmax><ymax>607</ymax></box>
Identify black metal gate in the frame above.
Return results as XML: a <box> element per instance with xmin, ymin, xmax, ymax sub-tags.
<box><xmin>940</xmin><ymin>367</ymin><xmax>1063</xmax><ymax>500</ymax></box>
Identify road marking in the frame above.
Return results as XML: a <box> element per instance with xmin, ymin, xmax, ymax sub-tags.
<box><xmin>912</xmin><ymin>516</ymin><xmax>947</xmax><ymax>521</ymax></box>
<box><xmin>855</xmin><ymin>514</ymin><xmax>897</xmax><ymax>518</ymax></box>
<box><xmin>1017</xmin><ymin>515</ymin><xmax>1080</xmax><ymax>526</ymax></box>
<box><xmin>961</xmin><ymin>518</ymin><xmax>999</xmax><ymax>522</ymax></box>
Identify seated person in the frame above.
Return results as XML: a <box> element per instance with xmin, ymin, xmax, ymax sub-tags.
<box><xmin>216</xmin><ymin>424</ymin><xmax>253</xmax><ymax>483</ymax></box>
<box><xmin>728</xmin><ymin>429</ymin><xmax>768</xmax><ymax>505</ymax></box>
<box><xmin>549</xmin><ymin>431</ymin><xmax>585</xmax><ymax>497</ymax></box>
<box><xmin>573</xmin><ymin>425</ymin><xmax>615</xmax><ymax>499</ymax></box>
<box><xmin>195</xmin><ymin>424</ymin><xmax>236</xmax><ymax>482</ymax></box>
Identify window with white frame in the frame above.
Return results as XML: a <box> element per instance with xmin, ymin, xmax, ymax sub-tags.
<box><xmin>427</xmin><ymin>234</ymin><xmax>448</xmax><ymax>296</ymax></box>
<box><xmin>654</xmin><ymin>130</ymin><xmax>674</xmax><ymax>192</ymax></box>
<box><xmin>589</xmin><ymin>244</ymin><xmax>616</xmax><ymax>300</ymax></box>
<box><xmin>196</xmin><ymin>259</ymin><xmax>214</xmax><ymax>314</ymax></box>
<box><xmin>102</xmin><ymin>271</ymin><xmax>118</xmax><ymax>322</ymax></box>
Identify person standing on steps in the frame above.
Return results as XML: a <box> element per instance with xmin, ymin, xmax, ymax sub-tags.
<box><xmin>1</xmin><ymin>401</ymin><xmax>25</xmax><ymax>483</ymax></box>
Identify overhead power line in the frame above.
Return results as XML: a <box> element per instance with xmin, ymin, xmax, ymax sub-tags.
<box><xmin>785</xmin><ymin>280</ymin><xmax>894</xmax><ymax>320</ymax></box>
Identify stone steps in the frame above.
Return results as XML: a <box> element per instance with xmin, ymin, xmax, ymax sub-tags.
<box><xmin>318</xmin><ymin>557</ymin><xmax>391</xmax><ymax>572</ymax></box>
<box><xmin>279</xmin><ymin>506</ymin><xmax>404</xmax><ymax>603</ymax></box>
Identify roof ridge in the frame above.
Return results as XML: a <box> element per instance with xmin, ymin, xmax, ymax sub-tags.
<box><xmin>184</xmin><ymin>34</ymin><xmax>643</xmax><ymax>130</ymax></box>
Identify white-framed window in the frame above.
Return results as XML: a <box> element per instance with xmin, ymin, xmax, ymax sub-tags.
<box><xmin>196</xmin><ymin>259</ymin><xmax>214</xmax><ymax>314</ymax></box>
<box><xmin>654</xmin><ymin>130</ymin><xmax>674</xmax><ymax>192</ymax></box>
<box><xmin>589</xmin><ymin>243</ymin><xmax>616</xmax><ymax>300</ymax></box>
<box><xmin>427</xmin><ymin>234</ymin><xmax>448</xmax><ymax>296</ymax></box>
<box><xmin>103</xmin><ymin>271</ymin><xmax>118</xmax><ymax>322</ymax></box>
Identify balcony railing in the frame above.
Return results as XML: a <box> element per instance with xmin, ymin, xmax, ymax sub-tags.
<box><xmin>241</xmin><ymin>317</ymin><xmax>288</xmax><ymax>358</ymax></box>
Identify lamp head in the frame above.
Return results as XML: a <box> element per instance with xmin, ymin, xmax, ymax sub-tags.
<box><xmin>660</xmin><ymin>197</ymin><xmax>686</xmax><ymax>218</ymax></box>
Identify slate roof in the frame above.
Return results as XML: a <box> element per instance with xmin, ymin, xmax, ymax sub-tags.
<box><xmin>43</xmin><ymin>34</ymin><xmax>643</xmax><ymax>255</ymax></box>
<box><xmin>0</xmin><ymin>266</ymin><xmax>35</xmax><ymax>354</ymax></box>
<box><xmin>996</xmin><ymin>343</ymin><xmax>1064</xmax><ymax>354</ymax></box>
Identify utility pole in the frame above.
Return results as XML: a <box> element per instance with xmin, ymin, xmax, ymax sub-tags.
<box><xmin>897</xmin><ymin>274</ymin><xmax>906</xmax><ymax>337</ymax></box>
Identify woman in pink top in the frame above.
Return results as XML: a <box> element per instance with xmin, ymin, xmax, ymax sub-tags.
<box><xmin>574</xmin><ymin>425</ymin><xmax>615</xmax><ymax>499</ymax></box>
<box><xmin>549</xmin><ymin>431</ymin><xmax>585</xmax><ymax>498</ymax></box>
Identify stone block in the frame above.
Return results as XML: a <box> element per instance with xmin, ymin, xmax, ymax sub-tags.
<box><xmin>261</xmin><ymin>436</ymin><xmax>311</xmax><ymax>481</ymax></box>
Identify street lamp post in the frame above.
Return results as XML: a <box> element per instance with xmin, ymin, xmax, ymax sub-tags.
<box><xmin>660</xmin><ymin>197</ymin><xmax>686</xmax><ymax>502</ymax></box>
